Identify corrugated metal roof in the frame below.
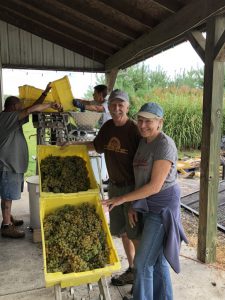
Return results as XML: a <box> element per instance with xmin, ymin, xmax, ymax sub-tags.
<box><xmin>0</xmin><ymin>0</ymin><xmax>224</xmax><ymax>72</ymax></box>
<box><xmin>0</xmin><ymin>21</ymin><xmax>104</xmax><ymax>72</ymax></box>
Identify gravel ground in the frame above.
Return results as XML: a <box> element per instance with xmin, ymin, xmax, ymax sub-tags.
<box><xmin>181</xmin><ymin>210</ymin><xmax>225</xmax><ymax>270</ymax></box>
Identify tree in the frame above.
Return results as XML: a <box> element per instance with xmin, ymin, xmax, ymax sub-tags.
<box><xmin>172</xmin><ymin>67</ymin><xmax>204</xmax><ymax>88</ymax></box>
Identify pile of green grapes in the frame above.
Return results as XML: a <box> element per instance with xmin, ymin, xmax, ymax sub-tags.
<box><xmin>40</xmin><ymin>155</ymin><xmax>90</xmax><ymax>193</ymax></box>
<box><xmin>44</xmin><ymin>203</ymin><xmax>110</xmax><ymax>274</ymax></box>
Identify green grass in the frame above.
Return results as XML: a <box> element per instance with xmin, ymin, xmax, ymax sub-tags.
<box><xmin>178</xmin><ymin>149</ymin><xmax>201</xmax><ymax>160</ymax></box>
<box><xmin>23</xmin><ymin>117</ymin><xmax>37</xmax><ymax>179</ymax></box>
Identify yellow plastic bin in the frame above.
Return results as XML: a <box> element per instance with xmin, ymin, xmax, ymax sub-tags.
<box><xmin>18</xmin><ymin>84</ymin><xmax>56</xmax><ymax>112</ymax></box>
<box><xmin>51</xmin><ymin>75</ymin><xmax>75</xmax><ymax>111</ymax></box>
<box><xmin>37</xmin><ymin>145</ymin><xmax>99</xmax><ymax>197</ymax></box>
<box><xmin>40</xmin><ymin>193</ymin><xmax>121</xmax><ymax>288</ymax></box>
<box><xmin>26</xmin><ymin>175</ymin><xmax>40</xmax><ymax>229</ymax></box>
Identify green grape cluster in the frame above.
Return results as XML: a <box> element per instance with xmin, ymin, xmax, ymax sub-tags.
<box><xmin>41</xmin><ymin>155</ymin><xmax>90</xmax><ymax>193</ymax></box>
<box><xmin>44</xmin><ymin>203</ymin><xmax>110</xmax><ymax>274</ymax></box>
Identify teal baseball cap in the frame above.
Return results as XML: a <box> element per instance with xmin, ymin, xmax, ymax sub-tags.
<box><xmin>137</xmin><ymin>102</ymin><xmax>164</xmax><ymax>119</ymax></box>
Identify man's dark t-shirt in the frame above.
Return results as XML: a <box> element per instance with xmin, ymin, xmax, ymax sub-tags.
<box><xmin>94</xmin><ymin>119</ymin><xmax>141</xmax><ymax>185</ymax></box>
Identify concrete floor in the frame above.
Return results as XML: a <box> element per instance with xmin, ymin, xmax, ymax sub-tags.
<box><xmin>0</xmin><ymin>179</ymin><xmax>225</xmax><ymax>300</ymax></box>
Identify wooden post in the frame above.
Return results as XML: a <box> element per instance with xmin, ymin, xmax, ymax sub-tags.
<box><xmin>197</xmin><ymin>16</ymin><xmax>225</xmax><ymax>263</ymax></box>
<box><xmin>0</xmin><ymin>49</ymin><xmax>3</xmax><ymax>112</ymax></box>
<box><xmin>105</xmin><ymin>68</ymin><xmax>119</xmax><ymax>94</ymax></box>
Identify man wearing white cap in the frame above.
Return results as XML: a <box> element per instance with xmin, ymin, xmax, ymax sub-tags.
<box><xmin>93</xmin><ymin>89</ymin><xmax>142</xmax><ymax>286</ymax></box>
<box><xmin>70</xmin><ymin>89</ymin><xmax>142</xmax><ymax>286</ymax></box>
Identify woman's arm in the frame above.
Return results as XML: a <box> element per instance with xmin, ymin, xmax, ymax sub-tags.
<box><xmin>103</xmin><ymin>159</ymin><xmax>172</xmax><ymax>210</ymax></box>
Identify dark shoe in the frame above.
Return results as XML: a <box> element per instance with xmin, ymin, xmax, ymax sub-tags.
<box><xmin>11</xmin><ymin>215</ymin><xmax>24</xmax><ymax>226</ymax></box>
<box><xmin>111</xmin><ymin>267</ymin><xmax>134</xmax><ymax>286</ymax></box>
<box><xmin>1</xmin><ymin>224</ymin><xmax>25</xmax><ymax>238</ymax></box>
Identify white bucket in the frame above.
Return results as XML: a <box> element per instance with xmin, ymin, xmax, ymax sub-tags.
<box><xmin>26</xmin><ymin>175</ymin><xmax>40</xmax><ymax>229</ymax></box>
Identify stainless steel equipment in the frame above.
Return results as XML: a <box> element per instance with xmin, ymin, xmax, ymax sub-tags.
<box><xmin>32</xmin><ymin>112</ymin><xmax>70</xmax><ymax>145</ymax></box>
<box><xmin>32</xmin><ymin>111</ymin><xmax>102</xmax><ymax>144</ymax></box>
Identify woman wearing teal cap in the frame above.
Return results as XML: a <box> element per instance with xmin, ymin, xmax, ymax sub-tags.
<box><xmin>103</xmin><ymin>102</ymin><xmax>187</xmax><ymax>300</ymax></box>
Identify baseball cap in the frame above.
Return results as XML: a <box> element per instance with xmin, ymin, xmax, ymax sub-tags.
<box><xmin>108</xmin><ymin>89</ymin><xmax>129</xmax><ymax>103</ymax></box>
<box><xmin>137</xmin><ymin>102</ymin><xmax>164</xmax><ymax>119</ymax></box>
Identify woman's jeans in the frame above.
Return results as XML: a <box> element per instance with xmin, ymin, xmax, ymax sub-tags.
<box><xmin>133</xmin><ymin>212</ymin><xmax>173</xmax><ymax>300</ymax></box>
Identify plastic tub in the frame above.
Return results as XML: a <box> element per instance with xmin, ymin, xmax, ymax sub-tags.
<box><xmin>37</xmin><ymin>145</ymin><xmax>99</xmax><ymax>197</ymax></box>
<box><xmin>26</xmin><ymin>175</ymin><xmax>40</xmax><ymax>229</ymax></box>
<box><xmin>40</xmin><ymin>193</ymin><xmax>121</xmax><ymax>287</ymax></box>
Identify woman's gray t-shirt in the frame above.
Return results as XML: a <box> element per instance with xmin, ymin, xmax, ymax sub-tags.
<box><xmin>133</xmin><ymin>132</ymin><xmax>178</xmax><ymax>191</ymax></box>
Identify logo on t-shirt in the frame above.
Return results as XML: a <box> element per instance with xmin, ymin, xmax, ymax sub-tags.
<box><xmin>104</xmin><ymin>137</ymin><xmax>128</xmax><ymax>154</ymax></box>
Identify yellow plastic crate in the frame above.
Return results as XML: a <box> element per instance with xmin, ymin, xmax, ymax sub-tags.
<box><xmin>51</xmin><ymin>76</ymin><xmax>75</xmax><ymax>112</ymax></box>
<box><xmin>37</xmin><ymin>145</ymin><xmax>99</xmax><ymax>197</ymax></box>
<box><xmin>18</xmin><ymin>85</ymin><xmax>56</xmax><ymax>113</ymax></box>
<box><xmin>19</xmin><ymin>85</ymin><xmax>54</xmax><ymax>101</ymax></box>
<box><xmin>40</xmin><ymin>193</ymin><xmax>121</xmax><ymax>287</ymax></box>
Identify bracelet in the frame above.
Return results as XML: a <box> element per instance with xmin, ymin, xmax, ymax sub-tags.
<box><xmin>42</xmin><ymin>92</ymin><xmax>47</xmax><ymax>96</ymax></box>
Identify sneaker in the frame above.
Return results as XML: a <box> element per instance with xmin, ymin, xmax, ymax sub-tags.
<box><xmin>1</xmin><ymin>224</ymin><xmax>25</xmax><ymax>238</ymax></box>
<box><xmin>111</xmin><ymin>267</ymin><xmax>134</xmax><ymax>286</ymax></box>
<box><xmin>10</xmin><ymin>215</ymin><xmax>24</xmax><ymax>226</ymax></box>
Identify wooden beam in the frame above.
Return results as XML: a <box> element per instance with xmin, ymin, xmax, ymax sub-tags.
<box><xmin>197</xmin><ymin>16</ymin><xmax>225</xmax><ymax>263</ymax></box>
<box><xmin>152</xmin><ymin>0</ymin><xmax>182</xmax><ymax>13</ymax></box>
<box><xmin>105</xmin><ymin>68</ymin><xmax>119</xmax><ymax>94</ymax></box>
<box><xmin>3</xmin><ymin>0</ymin><xmax>116</xmax><ymax>56</ymax></box>
<box><xmin>39</xmin><ymin>0</ymin><xmax>128</xmax><ymax>47</ymax></box>
<box><xmin>56</xmin><ymin>0</ymin><xmax>138</xmax><ymax>39</ymax></box>
<box><xmin>214</xmin><ymin>29</ymin><xmax>225</xmax><ymax>61</ymax></box>
<box><xmin>98</xmin><ymin>0</ymin><xmax>157</xmax><ymax>28</ymax></box>
<box><xmin>0</xmin><ymin>51</ymin><xmax>3</xmax><ymax>112</ymax></box>
<box><xmin>105</xmin><ymin>0</ymin><xmax>225</xmax><ymax>71</ymax></box>
<box><xmin>0</xmin><ymin>8</ymin><xmax>107</xmax><ymax>63</ymax></box>
<box><xmin>120</xmin><ymin>36</ymin><xmax>186</xmax><ymax>70</ymax></box>
<box><xmin>188</xmin><ymin>31</ymin><xmax>206</xmax><ymax>62</ymax></box>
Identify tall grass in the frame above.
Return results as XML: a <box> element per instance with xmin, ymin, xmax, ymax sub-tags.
<box><xmin>130</xmin><ymin>86</ymin><xmax>204</xmax><ymax>150</ymax></box>
<box><xmin>23</xmin><ymin>117</ymin><xmax>37</xmax><ymax>178</ymax></box>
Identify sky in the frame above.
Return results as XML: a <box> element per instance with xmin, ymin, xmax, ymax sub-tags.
<box><xmin>2</xmin><ymin>41</ymin><xmax>204</xmax><ymax>98</ymax></box>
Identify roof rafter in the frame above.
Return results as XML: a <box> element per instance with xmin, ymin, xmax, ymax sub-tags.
<box><xmin>4</xmin><ymin>0</ymin><xmax>116</xmax><ymax>56</ymax></box>
<box><xmin>56</xmin><ymin>0</ymin><xmax>139</xmax><ymax>39</ymax></box>
<box><xmin>152</xmin><ymin>0</ymin><xmax>182</xmax><ymax>13</ymax></box>
<box><xmin>22</xmin><ymin>0</ymin><xmax>129</xmax><ymax>48</ymax></box>
<box><xmin>98</xmin><ymin>0</ymin><xmax>158</xmax><ymax>29</ymax></box>
<box><xmin>105</xmin><ymin>0</ymin><xmax>225</xmax><ymax>70</ymax></box>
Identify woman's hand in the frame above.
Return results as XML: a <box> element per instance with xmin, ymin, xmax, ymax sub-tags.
<box><xmin>128</xmin><ymin>207</ymin><xmax>138</xmax><ymax>228</ymax></box>
<box><xmin>102</xmin><ymin>197</ymin><xmax>125</xmax><ymax>211</ymax></box>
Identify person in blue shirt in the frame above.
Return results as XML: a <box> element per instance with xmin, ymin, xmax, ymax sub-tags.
<box><xmin>73</xmin><ymin>84</ymin><xmax>111</xmax><ymax>125</ymax></box>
